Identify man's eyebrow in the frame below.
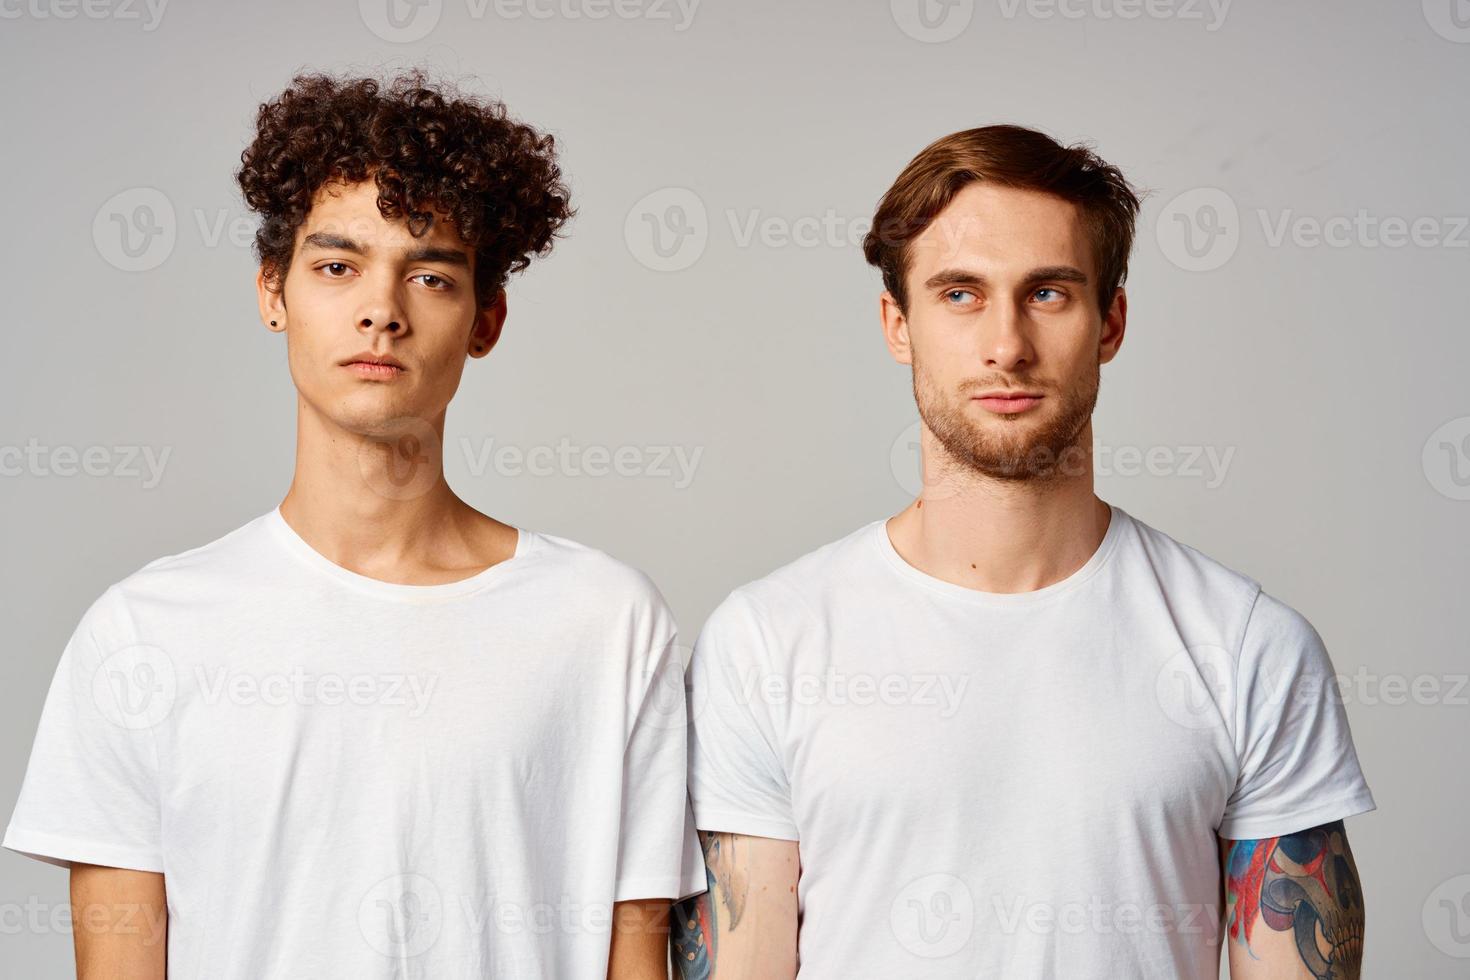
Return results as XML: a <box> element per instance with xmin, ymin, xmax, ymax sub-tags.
<box><xmin>922</xmin><ymin>265</ymin><xmax>1090</xmax><ymax>290</ymax></box>
<box><xmin>300</xmin><ymin>232</ymin><xmax>470</xmax><ymax>268</ymax></box>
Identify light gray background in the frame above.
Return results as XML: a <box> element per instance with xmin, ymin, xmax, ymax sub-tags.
<box><xmin>2</xmin><ymin>0</ymin><xmax>1467</xmax><ymax>975</ymax></box>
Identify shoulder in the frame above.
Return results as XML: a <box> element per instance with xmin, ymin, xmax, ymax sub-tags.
<box><xmin>1238</xmin><ymin>589</ymin><xmax>1328</xmax><ymax>672</ymax></box>
<box><xmin>523</xmin><ymin>528</ymin><xmax>675</xmax><ymax>624</ymax></box>
<box><xmin>1120</xmin><ymin>508</ymin><xmax>1262</xmax><ymax>603</ymax></box>
<box><xmin>1115</xmin><ymin>507</ymin><xmax>1266</xmax><ymax>634</ymax></box>
<box><xmin>525</xmin><ymin>529</ymin><xmax>666</xmax><ymax>600</ymax></box>
<box><xmin>80</xmin><ymin>512</ymin><xmax>275</xmax><ymax>625</ymax></box>
<box><xmin>1117</xmin><ymin>508</ymin><xmax>1325</xmax><ymax>666</ymax></box>
<box><xmin>698</xmin><ymin>520</ymin><xmax>881</xmax><ymax>646</ymax></box>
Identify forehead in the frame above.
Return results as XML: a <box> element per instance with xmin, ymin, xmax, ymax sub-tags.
<box><xmin>907</xmin><ymin>182</ymin><xmax>1091</xmax><ymax>279</ymax></box>
<box><xmin>299</xmin><ymin>178</ymin><xmax>465</xmax><ymax>253</ymax></box>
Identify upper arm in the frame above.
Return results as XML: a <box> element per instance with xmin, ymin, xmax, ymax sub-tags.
<box><xmin>69</xmin><ymin>863</ymin><xmax>167</xmax><ymax>980</ymax></box>
<box><xmin>614</xmin><ymin>627</ymin><xmax>706</xmax><ymax>906</ymax></box>
<box><xmin>1220</xmin><ymin>820</ymin><xmax>1364</xmax><ymax>979</ymax></box>
<box><xmin>670</xmin><ymin>831</ymin><xmax>799</xmax><ymax>980</ymax></box>
<box><xmin>6</xmin><ymin>590</ymin><xmax>165</xmax><ymax>873</ymax></box>
<box><xmin>686</xmin><ymin>592</ymin><xmax>800</xmax><ymax>844</ymax></box>
<box><xmin>677</xmin><ymin>591</ymin><xmax>800</xmax><ymax>977</ymax></box>
<box><xmin>1218</xmin><ymin>591</ymin><xmax>1374</xmax><ymax>841</ymax></box>
<box><xmin>608</xmin><ymin>898</ymin><xmax>672</xmax><ymax>980</ymax></box>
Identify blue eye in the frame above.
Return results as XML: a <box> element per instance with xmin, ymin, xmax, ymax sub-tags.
<box><xmin>945</xmin><ymin>289</ymin><xmax>977</xmax><ymax>304</ymax></box>
<box><xmin>1034</xmin><ymin>287</ymin><xmax>1063</xmax><ymax>302</ymax></box>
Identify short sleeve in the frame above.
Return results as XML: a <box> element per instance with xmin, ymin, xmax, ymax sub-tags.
<box><xmin>686</xmin><ymin>589</ymin><xmax>799</xmax><ymax>841</ymax></box>
<box><xmin>4</xmin><ymin>588</ymin><xmax>166</xmax><ymax>872</ymax></box>
<box><xmin>1216</xmin><ymin>590</ymin><xmax>1376</xmax><ymax>840</ymax></box>
<box><xmin>614</xmin><ymin>631</ymin><xmax>708</xmax><ymax>903</ymax></box>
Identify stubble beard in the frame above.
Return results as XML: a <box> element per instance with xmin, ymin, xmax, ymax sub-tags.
<box><xmin>912</xmin><ymin>357</ymin><xmax>1100</xmax><ymax>485</ymax></box>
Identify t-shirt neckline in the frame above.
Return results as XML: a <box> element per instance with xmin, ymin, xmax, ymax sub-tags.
<box><xmin>263</xmin><ymin>506</ymin><xmax>537</xmax><ymax>601</ymax></box>
<box><xmin>871</xmin><ymin>503</ymin><xmax>1127</xmax><ymax>606</ymax></box>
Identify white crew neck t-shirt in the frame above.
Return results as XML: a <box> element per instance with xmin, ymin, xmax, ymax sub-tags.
<box><xmin>6</xmin><ymin>507</ymin><xmax>706</xmax><ymax>979</ymax></box>
<box><xmin>687</xmin><ymin>504</ymin><xmax>1374</xmax><ymax>980</ymax></box>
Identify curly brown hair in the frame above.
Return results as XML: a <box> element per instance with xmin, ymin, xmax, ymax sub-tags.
<box><xmin>236</xmin><ymin>69</ymin><xmax>573</xmax><ymax>308</ymax></box>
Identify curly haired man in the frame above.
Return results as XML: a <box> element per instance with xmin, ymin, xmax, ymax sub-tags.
<box><xmin>4</xmin><ymin>70</ymin><xmax>704</xmax><ymax>979</ymax></box>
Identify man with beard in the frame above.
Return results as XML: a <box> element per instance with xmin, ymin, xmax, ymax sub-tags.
<box><xmin>671</xmin><ymin>126</ymin><xmax>1373</xmax><ymax>979</ymax></box>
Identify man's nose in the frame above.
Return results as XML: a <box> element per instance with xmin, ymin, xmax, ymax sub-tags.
<box><xmin>978</xmin><ymin>303</ymin><xmax>1034</xmax><ymax>372</ymax></box>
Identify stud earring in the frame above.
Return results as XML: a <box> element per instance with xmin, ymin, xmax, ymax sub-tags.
<box><xmin>270</xmin><ymin>320</ymin><xmax>278</xmax><ymax>326</ymax></box>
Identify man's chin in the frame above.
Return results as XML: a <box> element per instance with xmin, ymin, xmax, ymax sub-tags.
<box><xmin>942</xmin><ymin>426</ymin><xmax>1092</xmax><ymax>482</ymax></box>
<box><xmin>305</xmin><ymin>388</ymin><xmax>436</xmax><ymax>437</ymax></box>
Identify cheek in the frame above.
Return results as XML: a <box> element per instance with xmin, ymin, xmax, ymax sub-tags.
<box><xmin>416</xmin><ymin>340</ymin><xmax>473</xmax><ymax>392</ymax></box>
<box><xmin>1037</xmin><ymin>318</ymin><xmax>1101</xmax><ymax>365</ymax></box>
<box><xmin>913</xmin><ymin>358</ymin><xmax>965</xmax><ymax>407</ymax></box>
<box><xmin>908</xmin><ymin>312</ymin><xmax>973</xmax><ymax>361</ymax></box>
<box><xmin>282</xmin><ymin>322</ymin><xmax>330</xmax><ymax>377</ymax></box>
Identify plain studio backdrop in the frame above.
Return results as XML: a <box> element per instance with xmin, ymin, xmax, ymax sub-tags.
<box><xmin>1</xmin><ymin>1</ymin><xmax>1466</xmax><ymax>976</ymax></box>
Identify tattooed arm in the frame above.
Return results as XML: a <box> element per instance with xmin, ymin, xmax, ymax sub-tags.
<box><xmin>669</xmin><ymin>832</ymin><xmax>799</xmax><ymax>980</ymax></box>
<box><xmin>1220</xmin><ymin>821</ymin><xmax>1365</xmax><ymax>979</ymax></box>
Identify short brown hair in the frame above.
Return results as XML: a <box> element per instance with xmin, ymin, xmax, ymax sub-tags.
<box><xmin>862</xmin><ymin>124</ymin><xmax>1142</xmax><ymax>314</ymax></box>
<box><xmin>236</xmin><ymin>69</ymin><xmax>573</xmax><ymax>309</ymax></box>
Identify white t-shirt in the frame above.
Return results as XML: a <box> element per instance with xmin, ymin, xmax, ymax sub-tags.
<box><xmin>687</xmin><ymin>503</ymin><xmax>1374</xmax><ymax>980</ymax></box>
<box><xmin>5</xmin><ymin>507</ymin><xmax>706</xmax><ymax>979</ymax></box>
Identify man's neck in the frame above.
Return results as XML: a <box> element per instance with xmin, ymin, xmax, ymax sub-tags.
<box><xmin>885</xmin><ymin>439</ymin><xmax>1110</xmax><ymax>596</ymax></box>
<box><xmin>275</xmin><ymin>400</ymin><xmax>516</xmax><ymax>586</ymax></box>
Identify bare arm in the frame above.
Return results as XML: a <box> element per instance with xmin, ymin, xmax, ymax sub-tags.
<box><xmin>670</xmin><ymin>831</ymin><xmax>799</xmax><ymax>980</ymax></box>
<box><xmin>1221</xmin><ymin>820</ymin><xmax>1364</xmax><ymax>979</ymax></box>
<box><xmin>607</xmin><ymin>898</ymin><xmax>672</xmax><ymax>980</ymax></box>
<box><xmin>69</xmin><ymin>864</ymin><xmax>167</xmax><ymax>979</ymax></box>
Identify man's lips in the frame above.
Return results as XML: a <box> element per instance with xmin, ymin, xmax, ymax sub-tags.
<box><xmin>341</xmin><ymin>353</ymin><xmax>406</xmax><ymax>380</ymax></box>
<box><xmin>345</xmin><ymin>362</ymin><xmax>405</xmax><ymax>379</ymax></box>
<box><xmin>972</xmin><ymin>391</ymin><xmax>1043</xmax><ymax>414</ymax></box>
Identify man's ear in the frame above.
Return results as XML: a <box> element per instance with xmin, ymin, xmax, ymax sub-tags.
<box><xmin>257</xmin><ymin>266</ymin><xmax>286</xmax><ymax>332</ymax></box>
<box><xmin>469</xmin><ymin>290</ymin><xmax>508</xmax><ymax>358</ymax></box>
<box><xmin>880</xmin><ymin>290</ymin><xmax>913</xmax><ymax>366</ymax></box>
<box><xmin>1099</xmin><ymin>287</ymin><xmax>1127</xmax><ymax>365</ymax></box>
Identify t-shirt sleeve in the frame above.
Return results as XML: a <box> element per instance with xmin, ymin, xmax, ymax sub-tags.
<box><xmin>614</xmin><ymin>629</ymin><xmax>708</xmax><ymax>903</ymax></box>
<box><xmin>4</xmin><ymin>587</ymin><xmax>166</xmax><ymax>872</ymax></box>
<box><xmin>1216</xmin><ymin>590</ymin><xmax>1376</xmax><ymax>840</ymax></box>
<box><xmin>686</xmin><ymin>589</ymin><xmax>799</xmax><ymax>841</ymax></box>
